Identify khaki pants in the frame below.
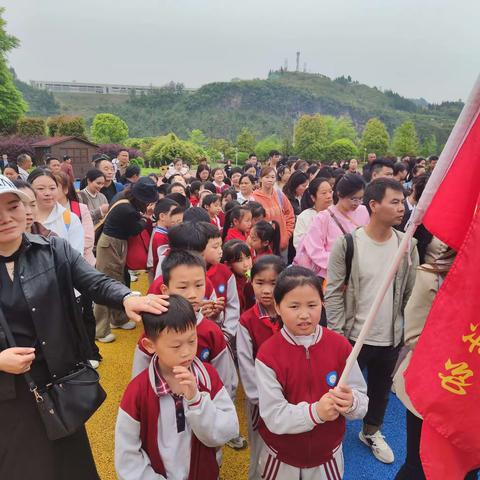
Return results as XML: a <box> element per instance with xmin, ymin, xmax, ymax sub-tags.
<box><xmin>94</xmin><ymin>234</ymin><xmax>128</xmax><ymax>338</ymax></box>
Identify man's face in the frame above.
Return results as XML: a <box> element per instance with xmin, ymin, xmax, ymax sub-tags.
<box><xmin>161</xmin><ymin>265</ymin><xmax>206</xmax><ymax>312</ymax></box>
<box><xmin>270</xmin><ymin>154</ymin><xmax>281</xmax><ymax>165</ymax></box>
<box><xmin>249</xmin><ymin>156</ymin><xmax>257</xmax><ymax>165</ymax></box>
<box><xmin>118</xmin><ymin>151</ymin><xmax>130</xmax><ymax>168</ymax></box>
<box><xmin>370</xmin><ymin>187</ymin><xmax>405</xmax><ymax>226</ymax></box>
<box><xmin>372</xmin><ymin>166</ymin><xmax>394</xmax><ymax>180</ymax></box>
<box><xmin>48</xmin><ymin>159</ymin><xmax>61</xmax><ymax>174</ymax></box>
<box><xmin>98</xmin><ymin>160</ymin><xmax>114</xmax><ymax>183</ymax></box>
<box><xmin>367</xmin><ymin>153</ymin><xmax>376</xmax><ymax>164</ymax></box>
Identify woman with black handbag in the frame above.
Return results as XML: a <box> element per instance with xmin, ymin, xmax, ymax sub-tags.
<box><xmin>0</xmin><ymin>175</ymin><xmax>168</xmax><ymax>480</ymax></box>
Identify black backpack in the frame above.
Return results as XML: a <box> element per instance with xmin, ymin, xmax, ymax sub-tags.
<box><xmin>344</xmin><ymin>233</ymin><xmax>354</xmax><ymax>288</ymax></box>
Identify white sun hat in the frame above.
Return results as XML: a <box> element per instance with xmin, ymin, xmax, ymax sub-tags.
<box><xmin>0</xmin><ymin>174</ymin><xmax>31</xmax><ymax>203</ymax></box>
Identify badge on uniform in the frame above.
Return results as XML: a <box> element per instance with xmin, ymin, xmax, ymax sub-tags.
<box><xmin>326</xmin><ymin>371</ymin><xmax>338</xmax><ymax>387</ymax></box>
<box><xmin>200</xmin><ymin>348</ymin><xmax>210</xmax><ymax>361</ymax></box>
<box><xmin>218</xmin><ymin>284</ymin><xmax>226</xmax><ymax>294</ymax></box>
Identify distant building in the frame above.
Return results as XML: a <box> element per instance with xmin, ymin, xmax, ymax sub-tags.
<box><xmin>30</xmin><ymin>80</ymin><xmax>196</xmax><ymax>95</ymax></box>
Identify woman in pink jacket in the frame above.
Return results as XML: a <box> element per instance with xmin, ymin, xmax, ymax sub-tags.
<box><xmin>294</xmin><ymin>173</ymin><xmax>369</xmax><ymax>280</ymax></box>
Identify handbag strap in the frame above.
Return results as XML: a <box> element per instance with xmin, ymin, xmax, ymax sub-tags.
<box><xmin>328</xmin><ymin>208</ymin><xmax>348</xmax><ymax>235</ymax></box>
<box><xmin>0</xmin><ymin>306</ymin><xmax>42</xmax><ymax>398</ymax></box>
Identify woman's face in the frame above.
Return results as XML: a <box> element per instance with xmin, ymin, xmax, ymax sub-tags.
<box><xmin>239</xmin><ymin>176</ymin><xmax>253</xmax><ymax>196</ymax></box>
<box><xmin>88</xmin><ymin>176</ymin><xmax>105</xmax><ymax>193</ymax></box>
<box><xmin>3</xmin><ymin>167</ymin><xmax>18</xmax><ymax>181</ymax></box>
<box><xmin>339</xmin><ymin>188</ymin><xmax>364</xmax><ymax>212</ymax></box>
<box><xmin>171</xmin><ymin>185</ymin><xmax>186</xmax><ymax>196</ymax></box>
<box><xmin>261</xmin><ymin>171</ymin><xmax>276</xmax><ymax>190</ymax></box>
<box><xmin>31</xmin><ymin>175</ymin><xmax>58</xmax><ymax>210</ymax></box>
<box><xmin>281</xmin><ymin>167</ymin><xmax>291</xmax><ymax>183</ymax></box>
<box><xmin>245</xmin><ymin>167</ymin><xmax>257</xmax><ymax>177</ymax></box>
<box><xmin>199</xmin><ymin>168</ymin><xmax>210</xmax><ymax>181</ymax></box>
<box><xmin>213</xmin><ymin>170</ymin><xmax>224</xmax><ymax>183</ymax></box>
<box><xmin>349</xmin><ymin>159</ymin><xmax>358</xmax><ymax>171</ymax></box>
<box><xmin>19</xmin><ymin>187</ymin><xmax>37</xmax><ymax>231</ymax></box>
<box><xmin>0</xmin><ymin>193</ymin><xmax>27</xmax><ymax>244</ymax></box>
<box><xmin>313</xmin><ymin>181</ymin><xmax>333</xmax><ymax>211</ymax></box>
<box><xmin>295</xmin><ymin>181</ymin><xmax>309</xmax><ymax>198</ymax></box>
<box><xmin>172</xmin><ymin>174</ymin><xmax>186</xmax><ymax>186</ymax></box>
<box><xmin>231</xmin><ymin>173</ymin><xmax>241</xmax><ymax>189</ymax></box>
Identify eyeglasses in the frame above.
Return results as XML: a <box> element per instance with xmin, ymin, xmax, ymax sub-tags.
<box><xmin>348</xmin><ymin>196</ymin><xmax>364</xmax><ymax>204</ymax></box>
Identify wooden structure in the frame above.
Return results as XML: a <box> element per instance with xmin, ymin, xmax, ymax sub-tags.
<box><xmin>32</xmin><ymin>136</ymin><xmax>98</xmax><ymax>179</ymax></box>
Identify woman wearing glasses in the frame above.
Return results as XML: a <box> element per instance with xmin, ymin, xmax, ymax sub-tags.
<box><xmin>293</xmin><ymin>173</ymin><xmax>369</xmax><ymax>281</ymax></box>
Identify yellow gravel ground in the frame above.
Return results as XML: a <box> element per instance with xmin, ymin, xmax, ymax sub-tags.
<box><xmin>87</xmin><ymin>273</ymin><xmax>250</xmax><ymax>479</ymax></box>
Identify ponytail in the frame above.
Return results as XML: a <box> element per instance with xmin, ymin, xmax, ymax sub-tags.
<box><xmin>222</xmin><ymin>203</ymin><xmax>248</xmax><ymax>240</ymax></box>
<box><xmin>252</xmin><ymin>220</ymin><xmax>281</xmax><ymax>256</ymax></box>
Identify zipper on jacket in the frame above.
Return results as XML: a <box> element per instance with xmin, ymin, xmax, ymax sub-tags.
<box><xmin>306</xmin><ymin>346</ymin><xmax>312</xmax><ymax>462</ymax></box>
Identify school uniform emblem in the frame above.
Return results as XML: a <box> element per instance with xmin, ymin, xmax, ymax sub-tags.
<box><xmin>326</xmin><ymin>371</ymin><xmax>338</xmax><ymax>387</ymax></box>
<box><xmin>200</xmin><ymin>348</ymin><xmax>210</xmax><ymax>361</ymax></box>
<box><xmin>218</xmin><ymin>284</ymin><xmax>226</xmax><ymax>294</ymax></box>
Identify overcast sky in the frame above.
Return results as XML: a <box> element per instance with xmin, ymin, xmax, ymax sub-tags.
<box><xmin>2</xmin><ymin>0</ymin><xmax>479</xmax><ymax>103</ymax></box>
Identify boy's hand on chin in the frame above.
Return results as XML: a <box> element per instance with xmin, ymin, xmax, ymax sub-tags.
<box><xmin>173</xmin><ymin>366</ymin><xmax>198</xmax><ymax>401</ymax></box>
<box><xmin>316</xmin><ymin>392</ymin><xmax>340</xmax><ymax>422</ymax></box>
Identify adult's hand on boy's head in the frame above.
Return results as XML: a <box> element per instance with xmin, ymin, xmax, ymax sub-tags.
<box><xmin>316</xmin><ymin>392</ymin><xmax>340</xmax><ymax>422</ymax></box>
<box><xmin>124</xmin><ymin>294</ymin><xmax>169</xmax><ymax>323</ymax></box>
<box><xmin>329</xmin><ymin>385</ymin><xmax>354</xmax><ymax>414</ymax></box>
<box><xmin>173</xmin><ymin>366</ymin><xmax>198</xmax><ymax>401</ymax></box>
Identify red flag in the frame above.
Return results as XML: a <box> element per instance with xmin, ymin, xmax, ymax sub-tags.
<box><xmin>405</xmin><ymin>209</ymin><xmax>480</xmax><ymax>479</ymax></box>
<box><xmin>423</xmin><ymin>109</ymin><xmax>480</xmax><ymax>250</ymax></box>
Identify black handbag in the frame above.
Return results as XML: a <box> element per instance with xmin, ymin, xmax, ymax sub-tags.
<box><xmin>0</xmin><ymin>308</ymin><xmax>106</xmax><ymax>440</ymax></box>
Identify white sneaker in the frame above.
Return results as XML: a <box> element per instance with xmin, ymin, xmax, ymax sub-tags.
<box><xmin>97</xmin><ymin>333</ymin><xmax>116</xmax><ymax>343</ymax></box>
<box><xmin>129</xmin><ymin>271</ymin><xmax>138</xmax><ymax>282</ymax></box>
<box><xmin>359</xmin><ymin>430</ymin><xmax>394</xmax><ymax>464</ymax></box>
<box><xmin>89</xmin><ymin>360</ymin><xmax>100</xmax><ymax>369</ymax></box>
<box><xmin>110</xmin><ymin>321</ymin><xmax>136</xmax><ymax>330</ymax></box>
<box><xmin>226</xmin><ymin>435</ymin><xmax>248</xmax><ymax>450</ymax></box>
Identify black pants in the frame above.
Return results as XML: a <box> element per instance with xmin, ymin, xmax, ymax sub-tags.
<box><xmin>395</xmin><ymin>410</ymin><xmax>479</xmax><ymax>480</ymax></box>
<box><xmin>355</xmin><ymin>342</ymin><xmax>401</xmax><ymax>431</ymax></box>
<box><xmin>80</xmin><ymin>295</ymin><xmax>101</xmax><ymax>361</ymax></box>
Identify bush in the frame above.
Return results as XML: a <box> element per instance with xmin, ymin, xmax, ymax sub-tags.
<box><xmin>130</xmin><ymin>157</ymin><xmax>145</xmax><ymax>168</ymax></box>
<box><xmin>0</xmin><ymin>135</ymin><xmax>42</xmax><ymax>161</ymax></box>
<box><xmin>96</xmin><ymin>143</ymin><xmax>143</xmax><ymax>160</ymax></box>
<box><xmin>47</xmin><ymin>115</ymin><xmax>87</xmax><ymax>138</ymax></box>
<box><xmin>254</xmin><ymin>135</ymin><xmax>283</xmax><ymax>161</ymax></box>
<box><xmin>17</xmin><ymin>117</ymin><xmax>46</xmax><ymax>136</ymax></box>
<box><xmin>146</xmin><ymin>134</ymin><xmax>208</xmax><ymax>167</ymax></box>
<box><xmin>91</xmin><ymin>113</ymin><xmax>129</xmax><ymax>144</ymax></box>
<box><xmin>323</xmin><ymin>138</ymin><xmax>359</xmax><ymax>163</ymax></box>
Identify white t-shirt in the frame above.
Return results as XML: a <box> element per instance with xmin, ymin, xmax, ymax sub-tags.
<box><xmin>351</xmin><ymin>228</ymin><xmax>398</xmax><ymax>346</ymax></box>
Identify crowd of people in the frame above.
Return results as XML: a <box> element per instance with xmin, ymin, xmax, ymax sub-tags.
<box><xmin>1</xmin><ymin>147</ymin><xmax>477</xmax><ymax>480</ymax></box>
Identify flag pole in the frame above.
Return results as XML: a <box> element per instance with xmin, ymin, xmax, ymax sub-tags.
<box><xmin>338</xmin><ymin>74</ymin><xmax>480</xmax><ymax>385</ymax></box>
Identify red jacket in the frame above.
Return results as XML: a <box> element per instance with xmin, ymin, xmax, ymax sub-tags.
<box><xmin>256</xmin><ymin>328</ymin><xmax>351</xmax><ymax>468</ymax></box>
<box><xmin>224</xmin><ymin>227</ymin><xmax>247</xmax><ymax>243</ymax></box>
<box><xmin>235</xmin><ymin>273</ymin><xmax>255</xmax><ymax>314</ymax></box>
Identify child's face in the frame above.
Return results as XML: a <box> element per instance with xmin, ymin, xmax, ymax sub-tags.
<box><xmin>174</xmin><ymin>160</ymin><xmax>183</xmax><ymax>171</ymax></box>
<box><xmin>213</xmin><ymin>170</ymin><xmax>224</xmax><ymax>183</ymax></box>
<box><xmin>222</xmin><ymin>195</ymin><xmax>233</xmax><ymax>208</ymax></box>
<box><xmin>252</xmin><ymin>266</ymin><xmax>277</xmax><ymax>309</ymax></box>
<box><xmin>231</xmin><ymin>253</ymin><xmax>252</xmax><ymax>277</ymax></box>
<box><xmin>248</xmin><ymin>228</ymin><xmax>268</xmax><ymax>253</ymax></box>
<box><xmin>234</xmin><ymin>211</ymin><xmax>252</xmax><ymax>234</ymax></box>
<box><xmin>160</xmin><ymin>206</ymin><xmax>178</xmax><ymax>228</ymax></box>
<box><xmin>275</xmin><ymin>284</ymin><xmax>322</xmax><ymax>336</ymax></box>
<box><xmin>251</xmin><ymin>214</ymin><xmax>265</xmax><ymax>226</ymax></box>
<box><xmin>161</xmin><ymin>265</ymin><xmax>206</xmax><ymax>312</ymax></box>
<box><xmin>231</xmin><ymin>173</ymin><xmax>241</xmax><ymax>188</ymax></box>
<box><xmin>170</xmin><ymin>212</ymin><xmax>183</xmax><ymax>226</ymax></box>
<box><xmin>142</xmin><ymin>326</ymin><xmax>198</xmax><ymax>373</ymax></box>
<box><xmin>206</xmin><ymin>200</ymin><xmax>222</xmax><ymax>217</ymax></box>
<box><xmin>203</xmin><ymin>237</ymin><xmax>223</xmax><ymax>265</ymax></box>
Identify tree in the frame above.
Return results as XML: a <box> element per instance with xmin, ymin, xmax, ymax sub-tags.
<box><xmin>361</xmin><ymin>118</ymin><xmax>390</xmax><ymax>157</ymax></box>
<box><xmin>146</xmin><ymin>133</ymin><xmax>208</xmax><ymax>167</ymax></box>
<box><xmin>294</xmin><ymin>114</ymin><xmax>330</xmax><ymax>160</ymax></box>
<box><xmin>254</xmin><ymin>135</ymin><xmax>283</xmax><ymax>161</ymax></box>
<box><xmin>16</xmin><ymin>117</ymin><xmax>46</xmax><ymax>137</ymax></box>
<box><xmin>207</xmin><ymin>138</ymin><xmax>236</xmax><ymax>160</ymax></box>
<box><xmin>420</xmin><ymin>133</ymin><xmax>438</xmax><ymax>157</ymax></box>
<box><xmin>0</xmin><ymin>8</ymin><xmax>27</xmax><ymax>133</ymax></box>
<box><xmin>332</xmin><ymin>116</ymin><xmax>358</xmax><ymax>143</ymax></box>
<box><xmin>188</xmin><ymin>129</ymin><xmax>208</xmax><ymax>147</ymax></box>
<box><xmin>391</xmin><ymin>120</ymin><xmax>419</xmax><ymax>157</ymax></box>
<box><xmin>236</xmin><ymin>127</ymin><xmax>256</xmax><ymax>153</ymax></box>
<box><xmin>324</xmin><ymin>138</ymin><xmax>359</xmax><ymax>163</ymax></box>
<box><xmin>91</xmin><ymin>113</ymin><xmax>129</xmax><ymax>144</ymax></box>
<box><xmin>47</xmin><ymin>115</ymin><xmax>87</xmax><ymax>138</ymax></box>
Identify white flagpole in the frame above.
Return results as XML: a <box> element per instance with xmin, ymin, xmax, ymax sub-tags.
<box><xmin>338</xmin><ymin>74</ymin><xmax>480</xmax><ymax>385</ymax></box>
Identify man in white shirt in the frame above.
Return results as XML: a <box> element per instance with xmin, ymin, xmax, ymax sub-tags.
<box><xmin>17</xmin><ymin>153</ymin><xmax>32</xmax><ymax>180</ymax></box>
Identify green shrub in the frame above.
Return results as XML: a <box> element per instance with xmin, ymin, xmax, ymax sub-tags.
<box><xmin>16</xmin><ymin>117</ymin><xmax>46</xmax><ymax>136</ymax></box>
<box><xmin>324</xmin><ymin>138</ymin><xmax>359</xmax><ymax>163</ymax></box>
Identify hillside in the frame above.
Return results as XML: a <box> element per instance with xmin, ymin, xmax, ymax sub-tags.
<box><xmin>25</xmin><ymin>71</ymin><xmax>462</xmax><ymax>144</ymax></box>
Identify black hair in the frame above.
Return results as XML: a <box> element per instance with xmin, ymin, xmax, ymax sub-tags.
<box><xmin>412</xmin><ymin>164</ymin><xmax>426</xmax><ymax>177</ymax></box>
<box><xmin>251</xmin><ymin>254</ymin><xmax>285</xmax><ymax>280</ymax></box>
<box><xmin>27</xmin><ymin>167</ymin><xmax>58</xmax><ymax>186</ymax></box>
<box><xmin>276</xmin><ymin>164</ymin><xmax>290</xmax><ymax>181</ymax></box>
<box><xmin>171</xmin><ymin>206</ymin><xmax>184</xmax><ymax>217</ymax></box>
<box><xmin>364</xmin><ymin>178</ymin><xmax>405</xmax><ymax>214</ymax></box>
<box><xmin>334</xmin><ymin>173</ymin><xmax>366</xmax><ymax>201</ymax></box>
<box><xmin>168</xmin><ymin>174</ymin><xmax>185</xmax><ymax>185</ymax></box>
<box><xmin>166</xmin><ymin>192</ymin><xmax>190</xmax><ymax>209</ymax></box>
<box><xmin>153</xmin><ymin>198</ymin><xmax>179</xmax><ymax>221</ymax></box>
<box><xmin>168</xmin><ymin>182</ymin><xmax>187</xmax><ymax>194</ymax></box>
<box><xmin>248</xmin><ymin>153</ymin><xmax>257</xmax><ymax>159</ymax></box>
<box><xmin>183</xmin><ymin>206</ymin><xmax>211</xmax><ymax>223</ymax></box>
<box><xmin>189</xmin><ymin>180</ymin><xmax>202</xmax><ymax>196</ymax></box>
<box><xmin>268</xmin><ymin>150</ymin><xmax>280</xmax><ymax>158</ymax></box>
<box><xmin>12</xmin><ymin>178</ymin><xmax>34</xmax><ymax>192</ymax></box>
<box><xmin>243</xmin><ymin>163</ymin><xmax>258</xmax><ymax>175</ymax></box>
<box><xmin>412</xmin><ymin>173</ymin><xmax>429</xmax><ymax>202</ymax></box>
<box><xmin>301</xmin><ymin>177</ymin><xmax>331</xmax><ymax>210</ymax></box>
<box><xmin>371</xmin><ymin>159</ymin><xmax>394</xmax><ymax>176</ymax></box>
<box><xmin>45</xmin><ymin>156</ymin><xmax>59</xmax><ymax>164</ymax></box>
<box><xmin>202</xmin><ymin>181</ymin><xmax>217</xmax><ymax>194</ymax></box>
<box><xmin>5</xmin><ymin>162</ymin><xmax>19</xmax><ymax>173</ymax></box>
<box><xmin>221</xmin><ymin>188</ymin><xmax>237</xmax><ymax>202</ymax></box>
<box><xmin>168</xmin><ymin>222</ymin><xmax>209</xmax><ymax>252</ymax></box>
<box><xmin>94</xmin><ymin>157</ymin><xmax>112</xmax><ymax>169</ymax></box>
<box><xmin>210</xmin><ymin>167</ymin><xmax>224</xmax><ymax>179</ymax></box>
<box><xmin>148</xmin><ymin>173</ymin><xmax>159</xmax><ymax>182</ymax></box>
<box><xmin>239</xmin><ymin>173</ymin><xmax>256</xmax><ymax>187</ymax></box>
<box><xmin>230</xmin><ymin>167</ymin><xmax>243</xmax><ymax>176</ymax></box>
<box><xmin>157</xmin><ymin>184</ymin><xmax>169</xmax><ymax>196</ymax></box>
<box><xmin>393</xmin><ymin>162</ymin><xmax>408</xmax><ymax>175</ymax></box>
<box><xmin>142</xmin><ymin>294</ymin><xmax>197</xmax><ymax>339</ymax></box>
<box><xmin>197</xmin><ymin>221</ymin><xmax>222</xmax><ymax>241</ymax></box>
<box><xmin>202</xmin><ymin>193</ymin><xmax>220</xmax><ymax>208</ymax></box>
<box><xmin>246</xmin><ymin>201</ymin><xmax>266</xmax><ymax>220</ymax></box>
<box><xmin>85</xmin><ymin>168</ymin><xmax>105</xmax><ymax>183</ymax></box>
<box><xmin>306</xmin><ymin>164</ymin><xmax>319</xmax><ymax>178</ymax></box>
<box><xmin>221</xmin><ymin>239</ymin><xmax>252</xmax><ymax>264</ymax></box>
<box><xmin>196</xmin><ymin>164</ymin><xmax>211</xmax><ymax>180</ymax></box>
<box><xmin>161</xmin><ymin>249</ymin><xmax>206</xmax><ymax>285</ymax></box>
<box><xmin>282</xmin><ymin>170</ymin><xmax>308</xmax><ymax>199</ymax></box>
<box><xmin>124</xmin><ymin>188</ymin><xmax>149</xmax><ymax>213</ymax></box>
<box><xmin>293</xmin><ymin>160</ymin><xmax>309</xmax><ymax>172</ymax></box>
<box><xmin>222</xmin><ymin>205</ymin><xmax>251</xmax><ymax>240</ymax></box>
<box><xmin>117</xmin><ymin>149</ymin><xmax>129</xmax><ymax>156</ymax></box>
<box><xmin>251</xmin><ymin>220</ymin><xmax>281</xmax><ymax>256</ymax></box>
<box><xmin>274</xmin><ymin>266</ymin><xmax>324</xmax><ymax>304</ymax></box>
<box><xmin>125</xmin><ymin>165</ymin><xmax>141</xmax><ymax>178</ymax></box>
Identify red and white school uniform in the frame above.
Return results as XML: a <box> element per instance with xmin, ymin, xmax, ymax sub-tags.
<box><xmin>210</xmin><ymin>216</ymin><xmax>222</xmax><ymax>231</ymax></box>
<box><xmin>237</xmin><ymin>303</ymin><xmax>281</xmax><ymax>480</ymax></box>
<box><xmin>115</xmin><ymin>355</ymin><xmax>239</xmax><ymax>480</ymax></box>
<box><xmin>206</xmin><ymin>263</ymin><xmax>240</xmax><ymax>340</ymax></box>
<box><xmin>213</xmin><ymin>182</ymin><xmax>229</xmax><ymax>195</ymax></box>
<box><xmin>224</xmin><ymin>227</ymin><xmax>247</xmax><ymax>243</ymax></box>
<box><xmin>234</xmin><ymin>273</ymin><xmax>254</xmax><ymax>314</ymax></box>
<box><xmin>255</xmin><ymin>326</ymin><xmax>368</xmax><ymax>480</ymax></box>
<box><xmin>147</xmin><ymin>226</ymin><xmax>170</xmax><ymax>279</ymax></box>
